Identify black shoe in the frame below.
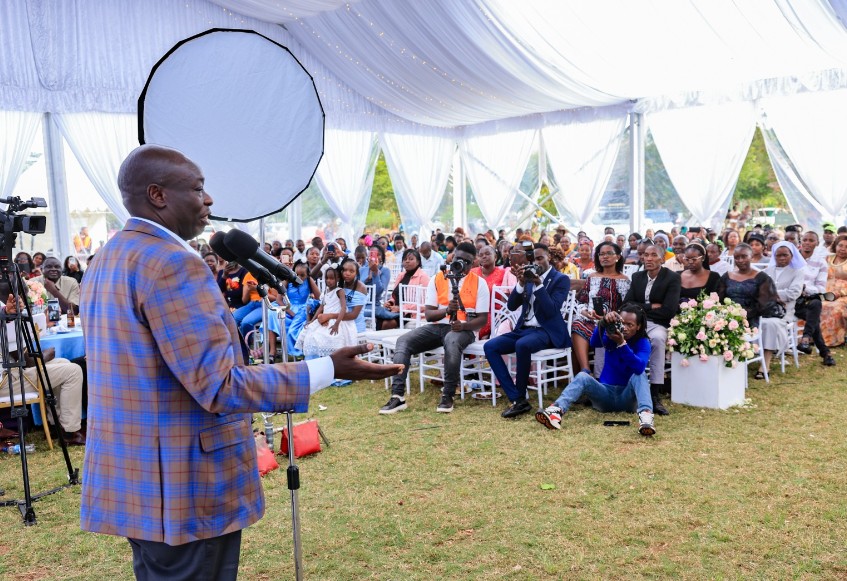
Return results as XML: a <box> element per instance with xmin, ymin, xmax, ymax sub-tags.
<box><xmin>652</xmin><ymin>398</ymin><xmax>669</xmax><ymax>416</ymax></box>
<box><xmin>379</xmin><ymin>395</ymin><xmax>407</xmax><ymax>415</ymax></box>
<box><xmin>501</xmin><ymin>399</ymin><xmax>532</xmax><ymax>419</ymax></box>
<box><xmin>797</xmin><ymin>340</ymin><xmax>813</xmax><ymax>355</ymax></box>
<box><xmin>436</xmin><ymin>394</ymin><xmax>454</xmax><ymax>413</ymax></box>
<box><xmin>823</xmin><ymin>355</ymin><xmax>836</xmax><ymax>366</ymax></box>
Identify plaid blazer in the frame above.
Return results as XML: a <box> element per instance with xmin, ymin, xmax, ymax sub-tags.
<box><xmin>79</xmin><ymin>219</ymin><xmax>310</xmax><ymax>545</ymax></box>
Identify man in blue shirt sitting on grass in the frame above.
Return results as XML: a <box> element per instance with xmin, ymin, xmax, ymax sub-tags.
<box><xmin>536</xmin><ymin>303</ymin><xmax>656</xmax><ymax>436</ymax></box>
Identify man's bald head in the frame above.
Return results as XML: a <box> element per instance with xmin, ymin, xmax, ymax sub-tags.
<box><xmin>117</xmin><ymin>145</ymin><xmax>212</xmax><ymax>240</ymax></box>
<box><xmin>119</xmin><ymin>145</ymin><xmax>194</xmax><ymax>211</ymax></box>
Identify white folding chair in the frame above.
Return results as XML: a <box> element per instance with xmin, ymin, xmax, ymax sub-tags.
<box><xmin>778</xmin><ymin>320</ymin><xmax>800</xmax><ymax>372</ymax></box>
<box><xmin>623</xmin><ymin>264</ymin><xmax>639</xmax><ymax>280</ymax></box>
<box><xmin>509</xmin><ymin>292</ymin><xmax>575</xmax><ymax>408</ymax></box>
<box><xmin>361</xmin><ymin>284</ymin><xmax>377</xmax><ymax>333</ymax></box>
<box><xmin>744</xmin><ymin>330</ymin><xmax>768</xmax><ymax>383</ymax></box>
<box><xmin>457</xmin><ymin>285</ymin><xmax>515</xmax><ymax>405</ymax></box>
<box><xmin>362</xmin><ymin>284</ymin><xmax>427</xmax><ymax>393</ymax></box>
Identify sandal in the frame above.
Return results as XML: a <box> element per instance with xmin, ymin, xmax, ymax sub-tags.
<box><xmin>753</xmin><ymin>371</ymin><xmax>765</xmax><ymax>380</ymax></box>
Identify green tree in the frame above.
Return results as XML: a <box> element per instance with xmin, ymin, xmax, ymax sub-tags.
<box><xmin>732</xmin><ymin>127</ymin><xmax>785</xmax><ymax>208</ymax></box>
<box><xmin>366</xmin><ymin>153</ymin><xmax>400</xmax><ymax>231</ymax></box>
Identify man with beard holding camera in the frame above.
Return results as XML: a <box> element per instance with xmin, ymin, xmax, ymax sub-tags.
<box><xmin>537</xmin><ymin>304</ymin><xmax>655</xmax><ymax>435</ymax></box>
<box><xmin>484</xmin><ymin>242</ymin><xmax>571</xmax><ymax>419</ymax></box>
<box><xmin>379</xmin><ymin>242</ymin><xmax>489</xmax><ymax>414</ymax></box>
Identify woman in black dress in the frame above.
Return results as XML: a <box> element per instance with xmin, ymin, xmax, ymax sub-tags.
<box><xmin>679</xmin><ymin>243</ymin><xmax>721</xmax><ymax>303</ymax></box>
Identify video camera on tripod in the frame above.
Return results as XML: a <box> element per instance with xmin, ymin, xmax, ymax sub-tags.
<box><xmin>0</xmin><ymin>195</ymin><xmax>79</xmax><ymax>525</ymax></box>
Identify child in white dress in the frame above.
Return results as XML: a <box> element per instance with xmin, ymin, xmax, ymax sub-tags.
<box><xmin>296</xmin><ymin>267</ymin><xmax>358</xmax><ymax>359</ymax></box>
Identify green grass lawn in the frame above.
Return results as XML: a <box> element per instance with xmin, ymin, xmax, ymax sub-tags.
<box><xmin>2</xmin><ymin>348</ymin><xmax>846</xmax><ymax>580</ymax></box>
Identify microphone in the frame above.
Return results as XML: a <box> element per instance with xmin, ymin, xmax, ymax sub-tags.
<box><xmin>210</xmin><ymin>231</ymin><xmax>283</xmax><ymax>292</ymax></box>
<box><xmin>224</xmin><ymin>229</ymin><xmax>303</xmax><ymax>285</ymax></box>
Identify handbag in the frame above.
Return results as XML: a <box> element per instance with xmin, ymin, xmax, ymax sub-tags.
<box><xmin>760</xmin><ymin>300</ymin><xmax>786</xmax><ymax>319</ymax></box>
<box><xmin>279</xmin><ymin>419</ymin><xmax>325</xmax><ymax>458</ymax></box>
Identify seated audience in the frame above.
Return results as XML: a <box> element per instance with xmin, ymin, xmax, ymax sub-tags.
<box><xmin>821</xmin><ymin>222</ymin><xmax>837</xmax><ymax>250</ymax></box>
<box><xmin>2</xmin><ymin>290</ymin><xmax>86</xmax><ymax>445</ymax></box>
<box><xmin>664</xmin><ymin>235</ymin><xmax>688</xmax><ymax>272</ymax></box>
<box><xmin>484</xmin><ymin>243</ymin><xmax>571</xmax><ymax>419</ymax></box>
<box><xmin>762</xmin><ymin>241</ymin><xmax>806</xmax><ymax>370</ymax></box>
<box><xmin>796</xmin><ymin>231</ymin><xmax>834</xmax><ymax>365</ymax></box>
<box><xmin>575</xmin><ymin>240</ymin><xmax>595</xmax><ymax>277</ymax></box>
<box><xmin>378</xmin><ymin>249</ymin><xmax>430</xmax><ymax>331</ymax></box>
<box><xmin>653</xmin><ymin>233</ymin><xmax>674</xmax><ymax>261</ymax></box>
<box><xmin>270</xmin><ymin>261</ymin><xmax>320</xmax><ymax>359</ymax></box>
<box><xmin>36</xmin><ymin>256</ymin><xmax>80</xmax><ymax>315</ymax></box>
<box><xmin>296</xmin><ymin>266</ymin><xmax>358</xmax><ymax>359</ymax></box>
<box><xmin>747</xmin><ymin>233</ymin><xmax>768</xmax><ymax>264</ymax></box>
<box><xmin>217</xmin><ymin>260</ymin><xmax>248</xmax><ymax>309</ymax></box>
<box><xmin>623</xmin><ymin>232</ymin><xmax>642</xmax><ymax>263</ymax></box>
<box><xmin>571</xmin><ymin>242</ymin><xmax>630</xmax><ymax>374</ymax></box>
<box><xmin>202</xmin><ymin>251</ymin><xmax>219</xmax><ymax>275</ymax></box>
<box><xmin>717</xmin><ymin>243</ymin><xmax>786</xmax><ymax>380</ymax></box>
<box><xmin>549</xmin><ymin>246</ymin><xmax>580</xmax><ymax>280</ymax></box>
<box><xmin>32</xmin><ymin>251</ymin><xmax>47</xmax><ymax>273</ymax></box>
<box><xmin>62</xmin><ymin>256</ymin><xmax>84</xmax><ymax>284</ymax></box>
<box><xmin>622</xmin><ymin>242</ymin><xmax>680</xmax><ymax>415</ymax></box>
<box><xmin>310</xmin><ymin>241</ymin><xmax>343</xmax><ymax>280</ymax></box>
<box><xmin>339</xmin><ymin>258</ymin><xmax>368</xmax><ymax>334</ymax></box>
<box><xmin>361</xmin><ymin>244</ymin><xmax>391</xmax><ymax>321</ymax></box>
<box><xmin>379</xmin><ymin>242</ymin><xmax>489</xmax><ymax>415</ymax></box>
<box><xmin>706</xmin><ymin>242</ymin><xmax>730</xmax><ymax>275</ymax></box>
<box><xmin>537</xmin><ymin>304</ymin><xmax>655</xmax><ymax>436</ymax></box>
<box><xmin>305</xmin><ymin>246</ymin><xmax>322</xmax><ymax>280</ymax></box>
<box><xmin>822</xmin><ymin>234</ymin><xmax>847</xmax><ymax>347</ymax></box>
<box><xmin>720</xmin><ymin>229</ymin><xmax>740</xmax><ymax>259</ymax></box>
<box><xmin>292</xmin><ymin>239</ymin><xmax>307</xmax><ymax>263</ymax></box>
<box><xmin>419</xmin><ymin>241</ymin><xmax>445</xmax><ymax>277</ymax></box>
<box><xmin>470</xmin><ymin>245</ymin><xmax>515</xmax><ymax>338</ymax></box>
<box><xmin>679</xmin><ymin>243</ymin><xmax>721</xmax><ymax>301</ymax></box>
<box><xmin>14</xmin><ymin>252</ymin><xmax>38</xmax><ymax>279</ymax></box>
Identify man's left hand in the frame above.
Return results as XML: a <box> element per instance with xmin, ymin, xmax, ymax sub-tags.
<box><xmin>450</xmin><ymin>320</ymin><xmax>465</xmax><ymax>332</ymax></box>
<box><xmin>330</xmin><ymin>344</ymin><xmax>405</xmax><ymax>380</ymax></box>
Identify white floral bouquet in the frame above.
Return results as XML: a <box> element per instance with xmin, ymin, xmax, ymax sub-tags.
<box><xmin>667</xmin><ymin>292</ymin><xmax>758</xmax><ymax>368</ymax></box>
<box><xmin>26</xmin><ymin>279</ymin><xmax>49</xmax><ymax>308</ymax></box>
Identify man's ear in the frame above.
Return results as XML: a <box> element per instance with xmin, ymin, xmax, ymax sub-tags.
<box><xmin>147</xmin><ymin>183</ymin><xmax>167</xmax><ymax>208</ymax></box>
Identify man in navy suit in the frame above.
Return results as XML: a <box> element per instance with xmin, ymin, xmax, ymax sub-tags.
<box><xmin>484</xmin><ymin>243</ymin><xmax>571</xmax><ymax>418</ymax></box>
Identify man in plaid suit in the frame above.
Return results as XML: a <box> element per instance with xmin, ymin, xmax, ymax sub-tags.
<box><xmin>80</xmin><ymin>145</ymin><xmax>400</xmax><ymax>580</ymax></box>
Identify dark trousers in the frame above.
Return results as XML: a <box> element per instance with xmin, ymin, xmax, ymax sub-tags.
<box><xmin>390</xmin><ymin>324</ymin><xmax>475</xmax><ymax>397</ymax></box>
<box><xmin>484</xmin><ymin>327</ymin><xmax>554</xmax><ymax>403</ymax></box>
<box><xmin>798</xmin><ymin>297</ymin><xmax>830</xmax><ymax>356</ymax></box>
<box><xmin>128</xmin><ymin>530</ymin><xmax>241</xmax><ymax>581</ymax></box>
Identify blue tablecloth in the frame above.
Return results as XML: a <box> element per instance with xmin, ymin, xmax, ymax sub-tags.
<box><xmin>33</xmin><ymin>328</ymin><xmax>85</xmax><ymax>426</ymax></box>
<box><xmin>39</xmin><ymin>328</ymin><xmax>85</xmax><ymax>360</ymax></box>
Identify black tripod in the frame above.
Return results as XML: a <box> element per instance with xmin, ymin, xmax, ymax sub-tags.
<box><xmin>0</xmin><ymin>263</ymin><xmax>79</xmax><ymax>524</ymax></box>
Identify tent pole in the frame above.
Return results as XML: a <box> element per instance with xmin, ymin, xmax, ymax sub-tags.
<box><xmin>629</xmin><ymin>112</ymin><xmax>645</xmax><ymax>235</ymax></box>
<box><xmin>452</xmin><ymin>147</ymin><xmax>466</xmax><ymax>232</ymax></box>
<box><xmin>42</xmin><ymin>113</ymin><xmax>72</xmax><ymax>257</ymax></box>
<box><xmin>288</xmin><ymin>195</ymin><xmax>302</xmax><ymax>243</ymax></box>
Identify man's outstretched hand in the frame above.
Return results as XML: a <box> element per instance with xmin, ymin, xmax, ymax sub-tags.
<box><xmin>330</xmin><ymin>344</ymin><xmax>405</xmax><ymax>381</ymax></box>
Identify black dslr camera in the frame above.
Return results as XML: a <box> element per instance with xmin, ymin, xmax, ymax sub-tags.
<box><xmin>442</xmin><ymin>258</ymin><xmax>467</xmax><ymax>280</ymax></box>
<box><xmin>519</xmin><ymin>240</ymin><xmax>541</xmax><ymax>277</ymax></box>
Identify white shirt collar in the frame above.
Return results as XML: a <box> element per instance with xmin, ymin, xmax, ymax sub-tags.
<box><xmin>131</xmin><ymin>217</ymin><xmax>196</xmax><ymax>254</ymax></box>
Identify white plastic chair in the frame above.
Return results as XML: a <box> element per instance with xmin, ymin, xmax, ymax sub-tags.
<box><xmin>778</xmin><ymin>320</ymin><xmax>800</xmax><ymax>372</ymax></box>
<box><xmin>744</xmin><ymin>330</ymin><xmax>768</xmax><ymax>383</ymax></box>
<box><xmin>623</xmin><ymin>264</ymin><xmax>639</xmax><ymax>279</ymax></box>
<box><xmin>456</xmin><ymin>285</ymin><xmax>515</xmax><ymax>405</ymax></box>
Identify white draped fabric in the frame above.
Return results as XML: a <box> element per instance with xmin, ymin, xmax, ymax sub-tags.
<box><xmin>314</xmin><ymin>130</ymin><xmax>378</xmax><ymax>245</ymax></box>
<box><xmin>648</xmin><ymin>103</ymin><xmax>757</xmax><ymax>227</ymax></box>
<box><xmin>53</xmin><ymin>113</ymin><xmax>137</xmax><ymax>222</ymax></box>
<box><xmin>759</xmin><ymin>126</ymin><xmax>826</xmax><ymax>229</ymax></box>
<box><xmin>0</xmin><ymin>110</ymin><xmax>40</xmax><ymax>199</ymax></box>
<box><xmin>543</xmin><ymin>117</ymin><xmax>627</xmax><ymax>227</ymax></box>
<box><xmin>760</xmin><ymin>90</ymin><xmax>847</xmax><ymax>219</ymax></box>
<box><xmin>460</xmin><ymin>130</ymin><xmax>536</xmax><ymax>230</ymax></box>
<box><xmin>380</xmin><ymin>133</ymin><xmax>454</xmax><ymax>243</ymax></box>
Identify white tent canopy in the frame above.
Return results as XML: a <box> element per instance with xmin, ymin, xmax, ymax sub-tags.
<box><xmin>3</xmin><ymin>0</ymin><xmax>847</xmax><ymax>253</ymax></box>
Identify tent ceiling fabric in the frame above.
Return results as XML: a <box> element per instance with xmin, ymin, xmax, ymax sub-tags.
<box><xmin>3</xmin><ymin>0</ymin><xmax>847</xmax><ymax>135</ymax></box>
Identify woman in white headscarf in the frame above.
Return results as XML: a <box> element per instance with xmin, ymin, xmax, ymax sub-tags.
<box><xmin>762</xmin><ymin>241</ymin><xmax>806</xmax><ymax>371</ymax></box>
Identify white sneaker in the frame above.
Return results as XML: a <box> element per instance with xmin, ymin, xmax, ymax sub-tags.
<box><xmin>638</xmin><ymin>410</ymin><xmax>655</xmax><ymax>436</ymax></box>
<box><xmin>535</xmin><ymin>405</ymin><xmax>563</xmax><ymax>430</ymax></box>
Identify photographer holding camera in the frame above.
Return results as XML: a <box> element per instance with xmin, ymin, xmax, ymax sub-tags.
<box><xmin>379</xmin><ymin>242</ymin><xmax>489</xmax><ymax>414</ymax></box>
<box><xmin>484</xmin><ymin>242</ymin><xmax>571</xmax><ymax>419</ymax></box>
<box><xmin>536</xmin><ymin>303</ymin><xmax>656</xmax><ymax>436</ymax></box>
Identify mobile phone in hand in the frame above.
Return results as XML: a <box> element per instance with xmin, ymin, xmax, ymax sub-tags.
<box><xmin>592</xmin><ymin>296</ymin><xmax>605</xmax><ymax>317</ymax></box>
